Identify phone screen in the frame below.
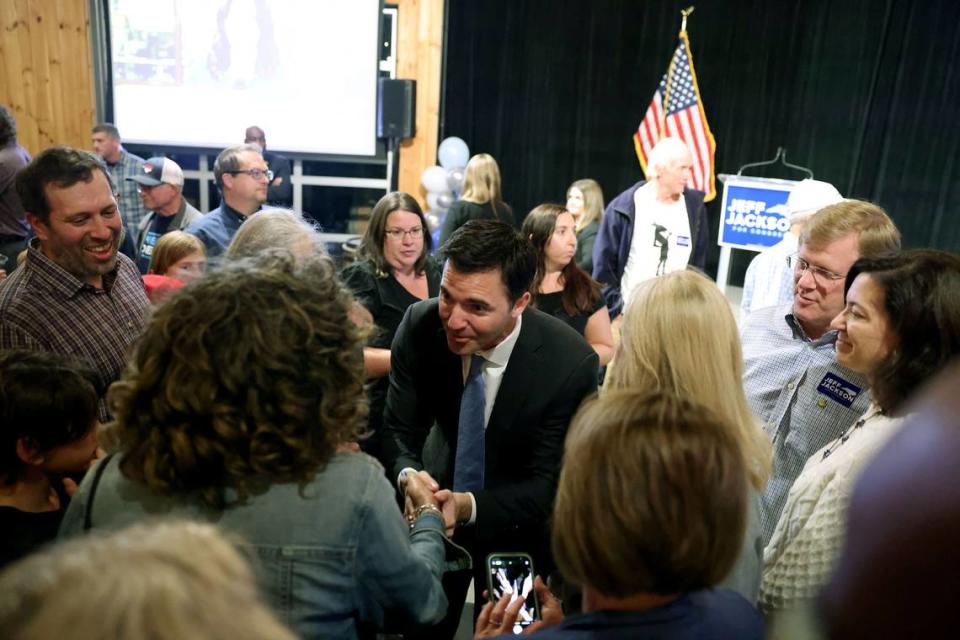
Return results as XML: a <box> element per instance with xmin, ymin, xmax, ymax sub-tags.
<box><xmin>488</xmin><ymin>554</ymin><xmax>539</xmax><ymax>634</ymax></box>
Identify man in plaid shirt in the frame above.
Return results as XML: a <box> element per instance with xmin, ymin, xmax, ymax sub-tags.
<box><xmin>0</xmin><ymin>147</ymin><xmax>149</xmax><ymax>422</ymax></box>
<box><xmin>92</xmin><ymin>123</ymin><xmax>147</xmax><ymax>240</ymax></box>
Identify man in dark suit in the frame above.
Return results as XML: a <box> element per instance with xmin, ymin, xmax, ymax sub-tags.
<box><xmin>383</xmin><ymin>220</ymin><xmax>599</xmax><ymax>638</ymax></box>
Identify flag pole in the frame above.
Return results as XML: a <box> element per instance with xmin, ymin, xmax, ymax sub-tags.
<box><xmin>660</xmin><ymin>6</ymin><xmax>695</xmax><ymax>135</ymax></box>
<box><xmin>680</xmin><ymin>6</ymin><xmax>695</xmax><ymax>33</ymax></box>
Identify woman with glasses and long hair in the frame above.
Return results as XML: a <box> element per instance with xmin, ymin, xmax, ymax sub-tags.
<box><xmin>341</xmin><ymin>192</ymin><xmax>441</xmax><ymax>462</ymax></box>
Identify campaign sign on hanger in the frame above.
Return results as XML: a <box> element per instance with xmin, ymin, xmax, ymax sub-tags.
<box><xmin>717</xmin><ymin>176</ymin><xmax>798</xmax><ymax>250</ymax></box>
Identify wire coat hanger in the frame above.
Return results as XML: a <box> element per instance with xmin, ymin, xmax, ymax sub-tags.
<box><xmin>737</xmin><ymin>147</ymin><xmax>814</xmax><ymax>179</ymax></box>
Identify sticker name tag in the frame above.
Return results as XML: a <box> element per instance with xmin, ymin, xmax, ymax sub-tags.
<box><xmin>676</xmin><ymin>235</ymin><xmax>691</xmax><ymax>247</ymax></box>
<box><xmin>816</xmin><ymin>372</ymin><xmax>862</xmax><ymax>408</ymax></box>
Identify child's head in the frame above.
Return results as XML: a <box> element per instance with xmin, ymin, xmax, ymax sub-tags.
<box><xmin>0</xmin><ymin>351</ymin><xmax>101</xmax><ymax>483</ymax></box>
<box><xmin>148</xmin><ymin>231</ymin><xmax>206</xmax><ymax>283</ymax></box>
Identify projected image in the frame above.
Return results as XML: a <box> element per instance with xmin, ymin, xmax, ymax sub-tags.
<box><xmin>111</xmin><ymin>2</ymin><xmax>179</xmax><ymax>85</ymax></box>
<box><xmin>109</xmin><ymin>0</ymin><xmax>380</xmax><ymax>155</ymax></box>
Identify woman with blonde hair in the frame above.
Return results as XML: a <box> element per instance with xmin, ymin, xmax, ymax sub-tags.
<box><xmin>565</xmin><ymin>179</ymin><xmax>604</xmax><ymax>273</ymax></box>
<box><xmin>0</xmin><ymin>520</ymin><xmax>297</xmax><ymax>640</ymax></box>
<box><xmin>439</xmin><ymin>153</ymin><xmax>513</xmax><ymax>244</ymax></box>
<box><xmin>604</xmin><ymin>269</ymin><xmax>771</xmax><ymax>602</ymax></box>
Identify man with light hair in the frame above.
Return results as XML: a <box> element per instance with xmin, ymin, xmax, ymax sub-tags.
<box><xmin>741</xmin><ymin>200</ymin><xmax>901</xmax><ymax>545</ymax></box>
<box><xmin>126</xmin><ymin>156</ymin><xmax>202</xmax><ymax>273</ymax></box>
<box><xmin>740</xmin><ymin>179</ymin><xmax>844</xmax><ymax>321</ymax></box>
<box><xmin>185</xmin><ymin>143</ymin><xmax>268</xmax><ymax>258</ymax></box>
<box><xmin>592</xmin><ymin>137</ymin><xmax>709</xmax><ymax>319</ymax></box>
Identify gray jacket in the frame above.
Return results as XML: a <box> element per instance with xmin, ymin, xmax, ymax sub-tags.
<box><xmin>135</xmin><ymin>197</ymin><xmax>203</xmax><ymax>260</ymax></box>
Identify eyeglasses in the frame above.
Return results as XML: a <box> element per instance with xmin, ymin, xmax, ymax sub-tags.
<box><xmin>385</xmin><ymin>226</ymin><xmax>424</xmax><ymax>240</ymax></box>
<box><xmin>228</xmin><ymin>168</ymin><xmax>274</xmax><ymax>181</ymax></box>
<box><xmin>786</xmin><ymin>255</ymin><xmax>846</xmax><ymax>283</ymax></box>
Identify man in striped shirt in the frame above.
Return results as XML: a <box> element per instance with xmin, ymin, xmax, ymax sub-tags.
<box><xmin>0</xmin><ymin>147</ymin><xmax>149</xmax><ymax>422</ymax></box>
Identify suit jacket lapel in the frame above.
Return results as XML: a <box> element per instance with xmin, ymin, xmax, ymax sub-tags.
<box><xmin>487</xmin><ymin>311</ymin><xmax>541</xmax><ymax>434</ymax></box>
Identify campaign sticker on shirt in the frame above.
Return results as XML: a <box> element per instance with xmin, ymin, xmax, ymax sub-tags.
<box><xmin>816</xmin><ymin>372</ymin><xmax>862</xmax><ymax>408</ymax></box>
<box><xmin>676</xmin><ymin>235</ymin><xmax>690</xmax><ymax>247</ymax></box>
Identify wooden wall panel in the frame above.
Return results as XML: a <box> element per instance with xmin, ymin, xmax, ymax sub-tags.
<box><xmin>395</xmin><ymin>0</ymin><xmax>444</xmax><ymax>208</ymax></box>
<box><xmin>0</xmin><ymin>0</ymin><xmax>95</xmax><ymax>156</ymax></box>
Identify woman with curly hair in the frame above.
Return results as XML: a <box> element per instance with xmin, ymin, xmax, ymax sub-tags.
<box><xmin>59</xmin><ymin>252</ymin><xmax>461</xmax><ymax>640</ymax></box>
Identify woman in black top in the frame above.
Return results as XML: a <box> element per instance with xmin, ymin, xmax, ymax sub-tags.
<box><xmin>522</xmin><ymin>204</ymin><xmax>614</xmax><ymax>366</ymax></box>
<box><xmin>439</xmin><ymin>153</ymin><xmax>514</xmax><ymax>245</ymax></box>
<box><xmin>565</xmin><ymin>178</ymin><xmax>605</xmax><ymax>274</ymax></box>
<box><xmin>341</xmin><ymin>192</ymin><xmax>441</xmax><ymax>461</ymax></box>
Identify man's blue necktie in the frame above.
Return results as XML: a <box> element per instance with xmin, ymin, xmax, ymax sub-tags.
<box><xmin>453</xmin><ymin>354</ymin><xmax>486</xmax><ymax>492</ymax></box>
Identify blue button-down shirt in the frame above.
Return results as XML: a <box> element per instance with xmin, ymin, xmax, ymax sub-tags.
<box><xmin>741</xmin><ymin>303</ymin><xmax>872</xmax><ymax>545</ymax></box>
<box><xmin>185</xmin><ymin>202</ymin><xmax>256</xmax><ymax>259</ymax></box>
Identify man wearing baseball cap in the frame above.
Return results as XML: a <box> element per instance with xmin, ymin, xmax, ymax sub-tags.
<box><xmin>740</xmin><ymin>179</ymin><xmax>844</xmax><ymax>321</ymax></box>
<box><xmin>127</xmin><ymin>157</ymin><xmax>202</xmax><ymax>274</ymax></box>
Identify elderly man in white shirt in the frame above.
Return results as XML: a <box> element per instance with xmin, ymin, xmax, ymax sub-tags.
<box><xmin>740</xmin><ymin>179</ymin><xmax>843</xmax><ymax>322</ymax></box>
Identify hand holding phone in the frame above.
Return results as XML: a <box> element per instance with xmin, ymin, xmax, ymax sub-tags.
<box><xmin>486</xmin><ymin>553</ymin><xmax>540</xmax><ymax>635</ymax></box>
<box><xmin>475</xmin><ymin>575</ymin><xmax>563</xmax><ymax>639</ymax></box>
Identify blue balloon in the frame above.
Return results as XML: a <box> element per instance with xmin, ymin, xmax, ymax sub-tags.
<box><xmin>438</xmin><ymin>137</ymin><xmax>470</xmax><ymax>170</ymax></box>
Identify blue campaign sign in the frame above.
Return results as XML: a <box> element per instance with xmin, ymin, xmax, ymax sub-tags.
<box><xmin>718</xmin><ymin>177</ymin><xmax>798</xmax><ymax>250</ymax></box>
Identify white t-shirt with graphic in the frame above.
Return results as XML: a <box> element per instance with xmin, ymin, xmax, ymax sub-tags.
<box><xmin>620</xmin><ymin>183</ymin><xmax>692</xmax><ymax>307</ymax></box>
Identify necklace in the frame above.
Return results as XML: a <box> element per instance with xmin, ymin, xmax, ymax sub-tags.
<box><xmin>821</xmin><ymin>406</ymin><xmax>884</xmax><ymax>461</ymax></box>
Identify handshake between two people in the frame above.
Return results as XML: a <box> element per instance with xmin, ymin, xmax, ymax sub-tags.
<box><xmin>400</xmin><ymin>470</ymin><xmax>472</xmax><ymax>538</ymax></box>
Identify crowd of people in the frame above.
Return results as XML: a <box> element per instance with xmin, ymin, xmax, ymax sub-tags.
<box><xmin>1</xmin><ymin>100</ymin><xmax>959</xmax><ymax>640</ymax></box>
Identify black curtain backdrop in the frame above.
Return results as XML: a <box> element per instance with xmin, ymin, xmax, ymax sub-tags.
<box><xmin>442</xmin><ymin>0</ymin><xmax>960</xmax><ymax>282</ymax></box>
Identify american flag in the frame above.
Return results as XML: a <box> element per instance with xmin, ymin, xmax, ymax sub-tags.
<box><xmin>633</xmin><ymin>31</ymin><xmax>717</xmax><ymax>202</ymax></box>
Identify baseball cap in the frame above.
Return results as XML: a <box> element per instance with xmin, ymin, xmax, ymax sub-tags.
<box><xmin>127</xmin><ymin>157</ymin><xmax>184</xmax><ymax>187</ymax></box>
<box><xmin>786</xmin><ymin>179</ymin><xmax>843</xmax><ymax>223</ymax></box>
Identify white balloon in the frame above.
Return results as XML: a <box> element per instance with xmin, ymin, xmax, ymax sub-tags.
<box><xmin>438</xmin><ymin>136</ymin><xmax>470</xmax><ymax>169</ymax></box>
<box><xmin>421</xmin><ymin>165</ymin><xmax>449</xmax><ymax>193</ymax></box>
<box><xmin>425</xmin><ymin>211</ymin><xmax>441</xmax><ymax>232</ymax></box>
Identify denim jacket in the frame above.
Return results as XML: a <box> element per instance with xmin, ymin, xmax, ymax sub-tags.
<box><xmin>59</xmin><ymin>452</ymin><xmax>470</xmax><ymax>639</ymax></box>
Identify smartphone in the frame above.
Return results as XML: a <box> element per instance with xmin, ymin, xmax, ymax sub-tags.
<box><xmin>486</xmin><ymin>552</ymin><xmax>540</xmax><ymax>635</ymax></box>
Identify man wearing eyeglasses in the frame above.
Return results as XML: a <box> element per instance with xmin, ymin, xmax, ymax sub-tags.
<box><xmin>741</xmin><ymin>200</ymin><xmax>901</xmax><ymax>546</ymax></box>
<box><xmin>185</xmin><ymin>144</ymin><xmax>269</xmax><ymax>258</ymax></box>
<box><xmin>126</xmin><ymin>157</ymin><xmax>202</xmax><ymax>274</ymax></box>
<box><xmin>740</xmin><ymin>179</ymin><xmax>844</xmax><ymax>322</ymax></box>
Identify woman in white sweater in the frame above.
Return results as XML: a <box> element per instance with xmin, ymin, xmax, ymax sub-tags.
<box><xmin>760</xmin><ymin>249</ymin><xmax>960</xmax><ymax>613</ymax></box>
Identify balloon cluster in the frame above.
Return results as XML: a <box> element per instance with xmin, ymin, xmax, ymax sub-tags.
<box><xmin>421</xmin><ymin>137</ymin><xmax>469</xmax><ymax>240</ymax></box>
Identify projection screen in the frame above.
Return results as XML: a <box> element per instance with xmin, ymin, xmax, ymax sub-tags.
<box><xmin>108</xmin><ymin>0</ymin><xmax>382</xmax><ymax>155</ymax></box>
